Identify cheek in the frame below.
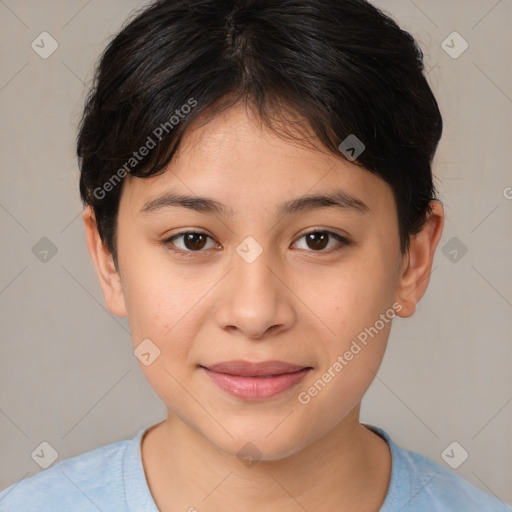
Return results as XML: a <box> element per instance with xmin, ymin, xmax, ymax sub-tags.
<box><xmin>122</xmin><ymin>260</ymin><xmax>206</xmax><ymax>416</ymax></box>
<box><xmin>298</xmin><ymin>251</ymin><xmax>398</xmax><ymax>400</ymax></box>
<box><xmin>120</xmin><ymin>248</ymin><xmax>215</xmax><ymax>391</ymax></box>
<box><xmin>120</xmin><ymin>245</ymin><xmax>198</xmax><ymax>340</ymax></box>
<box><xmin>312</xmin><ymin>254</ymin><xmax>397</xmax><ymax>339</ymax></box>
<box><xmin>298</xmin><ymin>317</ymin><xmax>391</xmax><ymax>433</ymax></box>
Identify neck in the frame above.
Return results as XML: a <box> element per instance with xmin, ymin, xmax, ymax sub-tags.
<box><xmin>141</xmin><ymin>407</ymin><xmax>391</xmax><ymax>512</ymax></box>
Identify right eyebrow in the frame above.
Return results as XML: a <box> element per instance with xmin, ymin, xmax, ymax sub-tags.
<box><xmin>140</xmin><ymin>193</ymin><xmax>235</xmax><ymax>217</ymax></box>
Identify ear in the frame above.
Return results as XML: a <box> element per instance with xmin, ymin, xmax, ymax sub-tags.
<box><xmin>395</xmin><ymin>200</ymin><xmax>444</xmax><ymax>318</ymax></box>
<box><xmin>82</xmin><ymin>205</ymin><xmax>127</xmax><ymax>317</ymax></box>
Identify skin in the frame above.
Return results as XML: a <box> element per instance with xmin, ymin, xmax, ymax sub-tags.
<box><xmin>83</xmin><ymin>103</ymin><xmax>444</xmax><ymax>512</ymax></box>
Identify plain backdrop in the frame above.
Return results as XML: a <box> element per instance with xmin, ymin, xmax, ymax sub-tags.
<box><xmin>0</xmin><ymin>0</ymin><xmax>511</xmax><ymax>504</ymax></box>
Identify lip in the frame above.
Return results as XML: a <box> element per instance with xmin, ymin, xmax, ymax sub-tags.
<box><xmin>200</xmin><ymin>360</ymin><xmax>312</xmax><ymax>401</ymax></box>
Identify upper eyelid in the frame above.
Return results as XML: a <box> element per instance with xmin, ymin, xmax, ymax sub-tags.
<box><xmin>165</xmin><ymin>229</ymin><xmax>348</xmax><ymax>250</ymax></box>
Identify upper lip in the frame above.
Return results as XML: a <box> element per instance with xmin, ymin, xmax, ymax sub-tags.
<box><xmin>201</xmin><ymin>360</ymin><xmax>311</xmax><ymax>377</ymax></box>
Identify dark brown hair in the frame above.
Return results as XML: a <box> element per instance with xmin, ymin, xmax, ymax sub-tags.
<box><xmin>77</xmin><ymin>0</ymin><xmax>443</xmax><ymax>268</ymax></box>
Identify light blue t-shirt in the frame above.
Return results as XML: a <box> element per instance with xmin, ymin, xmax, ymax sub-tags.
<box><xmin>0</xmin><ymin>424</ymin><xmax>510</xmax><ymax>511</ymax></box>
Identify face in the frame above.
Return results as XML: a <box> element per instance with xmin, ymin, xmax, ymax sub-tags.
<box><xmin>87</xmin><ymin>104</ymin><xmax>423</xmax><ymax>460</ymax></box>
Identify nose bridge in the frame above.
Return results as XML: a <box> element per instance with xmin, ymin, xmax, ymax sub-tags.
<box><xmin>234</xmin><ymin>238</ymin><xmax>276</xmax><ymax>294</ymax></box>
<box><xmin>214</xmin><ymin>236</ymin><xmax>294</xmax><ymax>338</ymax></box>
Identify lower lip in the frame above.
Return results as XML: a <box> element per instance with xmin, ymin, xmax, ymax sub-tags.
<box><xmin>201</xmin><ymin>367</ymin><xmax>311</xmax><ymax>401</ymax></box>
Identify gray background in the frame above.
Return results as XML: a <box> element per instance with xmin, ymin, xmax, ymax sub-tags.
<box><xmin>1</xmin><ymin>0</ymin><xmax>511</xmax><ymax>505</ymax></box>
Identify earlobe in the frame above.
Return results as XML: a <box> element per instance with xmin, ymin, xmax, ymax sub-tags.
<box><xmin>395</xmin><ymin>200</ymin><xmax>444</xmax><ymax>318</ymax></box>
<box><xmin>82</xmin><ymin>206</ymin><xmax>127</xmax><ymax>318</ymax></box>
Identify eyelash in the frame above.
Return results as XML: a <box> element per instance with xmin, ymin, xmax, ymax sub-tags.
<box><xmin>162</xmin><ymin>229</ymin><xmax>350</xmax><ymax>257</ymax></box>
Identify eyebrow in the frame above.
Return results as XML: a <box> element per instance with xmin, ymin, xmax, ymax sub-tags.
<box><xmin>140</xmin><ymin>190</ymin><xmax>370</xmax><ymax>218</ymax></box>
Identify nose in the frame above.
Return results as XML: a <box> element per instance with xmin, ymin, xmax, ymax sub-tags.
<box><xmin>213</xmin><ymin>243</ymin><xmax>296</xmax><ymax>340</ymax></box>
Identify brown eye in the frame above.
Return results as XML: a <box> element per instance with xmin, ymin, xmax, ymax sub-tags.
<box><xmin>182</xmin><ymin>233</ymin><xmax>208</xmax><ymax>251</ymax></box>
<box><xmin>163</xmin><ymin>229</ymin><xmax>349</xmax><ymax>257</ymax></box>
<box><xmin>164</xmin><ymin>231</ymin><xmax>217</xmax><ymax>253</ymax></box>
<box><xmin>293</xmin><ymin>230</ymin><xmax>349</xmax><ymax>252</ymax></box>
<box><xmin>305</xmin><ymin>232</ymin><xmax>329</xmax><ymax>251</ymax></box>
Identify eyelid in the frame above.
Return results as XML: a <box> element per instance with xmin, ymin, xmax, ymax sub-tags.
<box><xmin>294</xmin><ymin>226</ymin><xmax>350</xmax><ymax>243</ymax></box>
<box><xmin>162</xmin><ymin>228</ymin><xmax>350</xmax><ymax>254</ymax></box>
<box><xmin>163</xmin><ymin>229</ymin><xmax>218</xmax><ymax>253</ymax></box>
<box><xmin>291</xmin><ymin>229</ymin><xmax>350</xmax><ymax>252</ymax></box>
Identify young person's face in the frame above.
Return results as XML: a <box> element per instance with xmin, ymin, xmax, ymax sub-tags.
<box><xmin>85</xmin><ymin>103</ymin><xmax>442</xmax><ymax>459</ymax></box>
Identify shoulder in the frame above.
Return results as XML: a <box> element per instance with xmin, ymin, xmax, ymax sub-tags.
<box><xmin>370</xmin><ymin>426</ymin><xmax>511</xmax><ymax>512</ymax></box>
<box><xmin>0</xmin><ymin>435</ymin><xmax>132</xmax><ymax>512</ymax></box>
<box><xmin>396</xmin><ymin>446</ymin><xmax>508</xmax><ymax>509</ymax></box>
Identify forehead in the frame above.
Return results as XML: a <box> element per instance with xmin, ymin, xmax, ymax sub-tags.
<box><xmin>119</xmin><ymin>104</ymin><xmax>395</xmax><ymax>219</ymax></box>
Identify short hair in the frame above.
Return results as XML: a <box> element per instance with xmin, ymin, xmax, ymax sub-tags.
<box><xmin>77</xmin><ymin>0</ymin><xmax>443</xmax><ymax>268</ymax></box>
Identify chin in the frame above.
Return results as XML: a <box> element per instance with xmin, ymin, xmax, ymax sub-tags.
<box><xmin>201</xmin><ymin>416</ymin><xmax>312</xmax><ymax>463</ymax></box>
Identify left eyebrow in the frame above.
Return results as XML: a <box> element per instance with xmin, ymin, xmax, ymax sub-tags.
<box><xmin>278</xmin><ymin>190</ymin><xmax>370</xmax><ymax>216</ymax></box>
<box><xmin>139</xmin><ymin>190</ymin><xmax>370</xmax><ymax>217</ymax></box>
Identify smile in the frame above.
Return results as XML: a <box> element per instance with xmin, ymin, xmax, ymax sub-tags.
<box><xmin>199</xmin><ymin>360</ymin><xmax>313</xmax><ymax>401</ymax></box>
